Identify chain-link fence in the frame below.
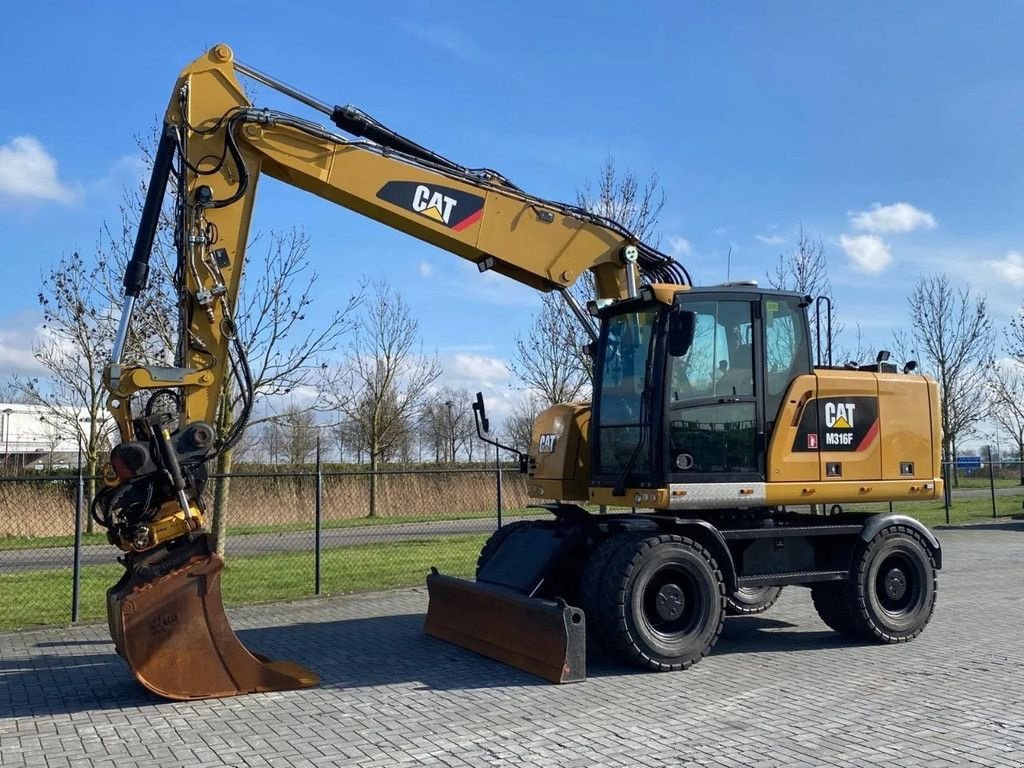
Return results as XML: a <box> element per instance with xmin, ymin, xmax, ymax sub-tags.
<box><xmin>0</xmin><ymin>462</ymin><xmax>529</xmax><ymax>630</ymax></box>
<box><xmin>2</xmin><ymin>458</ymin><xmax>1022</xmax><ymax>630</ymax></box>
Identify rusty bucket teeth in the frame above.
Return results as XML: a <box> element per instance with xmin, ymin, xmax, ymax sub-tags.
<box><xmin>107</xmin><ymin>534</ymin><xmax>318</xmax><ymax>701</ymax></box>
<box><xmin>424</xmin><ymin>572</ymin><xmax>586</xmax><ymax>684</ymax></box>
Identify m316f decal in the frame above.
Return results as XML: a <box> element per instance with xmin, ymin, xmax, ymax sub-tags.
<box><xmin>793</xmin><ymin>396</ymin><xmax>879</xmax><ymax>453</ymax></box>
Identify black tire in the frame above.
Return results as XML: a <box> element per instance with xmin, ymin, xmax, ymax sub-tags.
<box><xmin>475</xmin><ymin>520</ymin><xmax>534</xmax><ymax>578</ymax></box>
<box><xmin>725</xmin><ymin>585</ymin><xmax>784</xmax><ymax>616</ymax></box>
<box><xmin>850</xmin><ymin>524</ymin><xmax>938</xmax><ymax>642</ymax></box>
<box><xmin>578</xmin><ymin>534</ymin><xmax>643</xmax><ymax>651</ymax></box>
<box><xmin>813</xmin><ymin>525</ymin><xmax>937</xmax><ymax>643</ymax></box>
<box><xmin>811</xmin><ymin>582</ymin><xmax>860</xmax><ymax>635</ymax></box>
<box><xmin>594</xmin><ymin>533</ymin><xmax>726</xmax><ymax>671</ymax></box>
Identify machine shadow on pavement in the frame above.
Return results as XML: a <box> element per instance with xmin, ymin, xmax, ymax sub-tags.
<box><xmin>2</xmin><ymin>614</ymin><xmax>542</xmax><ymax>718</ymax></box>
<box><xmin>713</xmin><ymin>615</ymin><xmax>873</xmax><ymax>656</ymax></box>
<box><xmin>2</xmin><ymin>611</ymin><xmax>876</xmax><ymax>718</ymax></box>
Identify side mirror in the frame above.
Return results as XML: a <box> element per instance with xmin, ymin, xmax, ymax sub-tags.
<box><xmin>473</xmin><ymin>392</ymin><xmax>490</xmax><ymax>434</ymax></box>
<box><xmin>668</xmin><ymin>310</ymin><xmax>696</xmax><ymax>357</ymax></box>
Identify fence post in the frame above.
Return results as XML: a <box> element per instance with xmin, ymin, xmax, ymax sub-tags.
<box><xmin>71</xmin><ymin>445</ymin><xmax>84</xmax><ymax>623</ymax></box>
<box><xmin>495</xmin><ymin>449</ymin><xmax>503</xmax><ymax>530</ymax></box>
<box><xmin>315</xmin><ymin>437</ymin><xmax>322</xmax><ymax>596</ymax></box>
<box><xmin>943</xmin><ymin>461</ymin><xmax>950</xmax><ymax>525</ymax></box>
<box><xmin>988</xmin><ymin>447</ymin><xmax>997</xmax><ymax>519</ymax></box>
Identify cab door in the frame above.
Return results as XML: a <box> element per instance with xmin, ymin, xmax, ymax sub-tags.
<box><xmin>663</xmin><ymin>296</ymin><xmax>764</xmax><ymax>483</ymax></box>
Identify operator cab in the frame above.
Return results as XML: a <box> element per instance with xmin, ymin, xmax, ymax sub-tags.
<box><xmin>590</xmin><ymin>285</ymin><xmax>811</xmax><ymax>489</ymax></box>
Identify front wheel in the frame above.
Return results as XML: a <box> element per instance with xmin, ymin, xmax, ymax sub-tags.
<box><xmin>595</xmin><ymin>534</ymin><xmax>726</xmax><ymax>671</ymax></box>
<box><xmin>725</xmin><ymin>585</ymin><xmax>784</xmax><ymax>616</ymax></box>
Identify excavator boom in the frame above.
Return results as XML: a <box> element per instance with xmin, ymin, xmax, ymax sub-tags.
<box><xmin>98</xmin><ymin>44</ymin><xmax>687</xmax><ymax>699</ymax></box>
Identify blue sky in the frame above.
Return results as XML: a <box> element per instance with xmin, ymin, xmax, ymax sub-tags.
<box><xmin>2</xmin><ymin>2</ymin><xmax>1023</xmax><ymax>427</ymax></box>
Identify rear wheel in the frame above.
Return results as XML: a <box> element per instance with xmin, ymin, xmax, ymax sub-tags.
<box><xmin>595</xmin><ymin>534</ymin><xmax>726</xmax><ymax>671</ymax></box>
<box><xmin>849</xmin><ymin>525</ymin><xmax>937</xmax><ymax>642</ymax></box>
<box><xmin>725</xmin><ymin>585</ymin><xmax>784</xmax><ymax>616</ymax></box>
<box><xmin>813</xmin><ymin>525</ymin><xmax>937</xmax><ymax>642</ymax></box>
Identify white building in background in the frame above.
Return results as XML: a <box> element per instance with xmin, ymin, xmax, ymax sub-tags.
<box><xmin>0</xmin><ymin>403</ymin><xmax>90</xmax><ymax>470</ymax></box>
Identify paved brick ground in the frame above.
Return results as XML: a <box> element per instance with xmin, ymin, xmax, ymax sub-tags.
<box><xmin>2</xmin><ymin>524</ymin><xmax>1022</xmax><ymax>767</ymax></box>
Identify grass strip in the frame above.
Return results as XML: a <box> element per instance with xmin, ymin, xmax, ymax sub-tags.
<box><xmin>0</xmin><ymin>534</ymin><xmax>486</xmax><ymax>630</ymax></box>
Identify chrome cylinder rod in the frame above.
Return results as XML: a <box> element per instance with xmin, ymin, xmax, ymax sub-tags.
<box><xmin>234</xmin><ymin>60</ymin><xmax>332</xmax><ymax>117</ymax></box>
<box><xmin>110</xmin><ymin>296</ymin><xmax>136</xmax><ymax>364</ymax></box>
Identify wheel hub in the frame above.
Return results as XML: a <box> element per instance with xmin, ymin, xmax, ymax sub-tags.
<box><xmin>655</xmin><ymin>583</ymin><xmax>686</xmax><ymax>621</ymax></box>
<box><xmin>884</xmin><ymin>567</ymin><xmax>908</xmax><ymax>601</ymax></box>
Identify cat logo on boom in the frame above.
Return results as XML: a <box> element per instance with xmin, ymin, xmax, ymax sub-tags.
<box><xmin>377</xmin><ymin>181</ymin><xmax>486</xmax><ymax>232</ymax></box>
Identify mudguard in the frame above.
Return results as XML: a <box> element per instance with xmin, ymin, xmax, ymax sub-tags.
<box><xmin>860</xmin><ymin>514</ymin><xmax>942</xmax><ymax>568</ymax></box>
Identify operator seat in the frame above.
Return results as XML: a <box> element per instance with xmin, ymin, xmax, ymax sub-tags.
<box><xmin>718</xmin><ymin>344</ymin><xmax>753</xmax><ymax>395</ymax></box>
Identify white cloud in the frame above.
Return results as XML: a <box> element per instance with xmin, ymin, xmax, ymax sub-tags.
<box><xmin>667</xmin><ymin>236</ymin><xmax>692</xmax><ymax>258</ymax></box>
<box><xmin>985</xmin><ymin>250</ymin><xmax>1024</xmax><ymax>286</ymax></box>
<box><xmin>755</xmin><ymin>233</ymin><xmax>785</xmax><ymax>245</ymax></box>
<box><xmin>839</xmin><ymin>234</ymin><xmax>892</xmax><ymax>273</ymax></box>
<box><xmin>418</xmin><ymin>261</ymin><xmax>433</xmax><ymax>278</ymax></box>
<box><xmin>849</xmin><ymin>202</ymin><xmax>936</xmax><ymax>234</ymax></box>
<box><xmin>0</xmin><ymin>136</ymin><xmax>78</xmax><ymax>205</ymax></box>
<box><xmin>0</xmin><ymin>311</ymin><xmax>45</xmax><ymax>377</ymax></box>
<box><xmin>449</xmin><ymin>353</ymin><xmax>509</xmax><ymax>384</ymax></box>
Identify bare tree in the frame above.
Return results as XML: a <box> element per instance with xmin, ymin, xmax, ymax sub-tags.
<box><xmin>576</xmin><ymin>156</ymin><xmax>665</xmax><ymax>244</ymax></box>
<box><xmin>904</xmin><ymin>274</ymin><xmax>994</xmax><ymax>481</ymax></box>
<box><xmin>509</xmin><ymin>158</ymin><xmax>667</xmax><ymax>403</ymax></box>
<box><xmin>269</xmin><ymin>405</ymin><xmax>319</xmax><ymax>466</ymax></box>
<box><xmin>509</xmin><ymin>299</ymin><xmax>592</xmax><ymax>406</ymax></box>
<box><xmin>765</xmin><ymin>227</ymin><xmax>860</xmax><ymax>363</ymax></box>
<box><xmin>767</xmin><ymin>227</ymin><xmax>829</xmax><ymax>297</ymax></box>
<box><xmin>0</xmin><ymin>381</ymin><xmax>32</xmax><ymax>404</ymax></box>
<box><xmin>504</xmin><ymin>393</ymin><xmax>544</xmax><ymax>452</ymax></box>
<box><xmin>987</xmin><ymin>361</ymin><xmax>1024</xmax><ymax>484</ymax></box>
<box><xmin>420</xmin><ymin>388</ymin><xmax>477</xmax><ymax>463</ymax></box>
<box><xmin>14</xmin><ymin>246</ymin><xmax>170</xmax><ymax>529</ymax></box>
<box><xmin>331</xmin><ymin>417</ymin><xmax>363</xmax><ymax>464</ymax></box>
<box><xmin>322</xmin><ymin>280</ymin><xmax>441</xmax><ymax>516</ymax></box>
<box><xmin>195</xmin><ymin>228</ymin><xmax>358</xmax><ymax>553</ymax></box>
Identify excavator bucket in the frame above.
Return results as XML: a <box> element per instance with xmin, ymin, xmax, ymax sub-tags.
<box><xmin>424</xmin><ymin>572</ymin><xmax>586</xmax><ymax>684</ymax></box>
<box><xmin>107</xmin><ymin>535</ymin><xmax>318</xmax><ymax>700</ymax></box>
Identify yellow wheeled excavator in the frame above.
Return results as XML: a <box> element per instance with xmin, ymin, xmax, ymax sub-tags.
<box><xmin>99</xmin><ymin>45</ymin><xmax>943</xmax><ymax>699</ymax></box>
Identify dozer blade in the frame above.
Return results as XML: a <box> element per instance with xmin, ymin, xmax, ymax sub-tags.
<box><xmin>424</xmin><ymin>572</ymin><xmax>586</xmax><ymax>684</ymax></box>
<box><xmin>107</xmin><ymin>535</ymin><xmax>318</xmax><ymax>700</ymax></box>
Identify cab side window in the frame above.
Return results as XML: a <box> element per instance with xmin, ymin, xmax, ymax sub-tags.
<box><xmin>764</xmin><ymin>298</ymin><xmax>811</xmax><ymax>424</ymax></box>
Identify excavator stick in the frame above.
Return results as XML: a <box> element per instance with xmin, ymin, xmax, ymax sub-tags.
<box><xmin>424</xmin><ymin>571</ymin><xmax>586</xmax><ymax>684</ymax></box>
<box><xmin>106</xmin><ymin>534</ymin><xmax>318</xmax><ymax>700</ymax></box>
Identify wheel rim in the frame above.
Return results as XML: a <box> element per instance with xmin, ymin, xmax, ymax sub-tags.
<box><xmin>874</xmin><ymin>552</ymin><xmax>922</xmax><ymax>616</ymax></box>
<box><xmin>735</xmin><ymin>586</ymin><xmax>771</xmax><ymax>601</ymax></box>
<box><xmin>640</xmin><ymin>565</ymin><xmax>703</xmax><ymax>639</ymax></box>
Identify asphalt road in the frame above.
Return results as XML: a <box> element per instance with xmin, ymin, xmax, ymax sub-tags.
<box><xmin>0</xmin><ymin>516</ymin><xmax>513</xmax><ymax>573</ymax></box>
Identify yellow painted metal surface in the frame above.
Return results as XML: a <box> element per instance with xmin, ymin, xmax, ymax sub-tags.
<box><xmin>767</xmin><ymin>374</ymin><xmax>820</xmax><ymax>483</ymax></box>
<box><xmin>527</xmin><ymin>403</ymin><xmax>591</xmax><ymax>501</ymax></box>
